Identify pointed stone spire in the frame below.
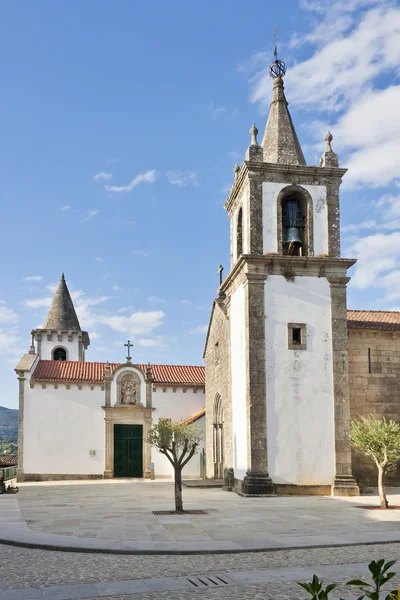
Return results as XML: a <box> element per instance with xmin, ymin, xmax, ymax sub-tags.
<box><xmin>262</xmin><ymin>76</ymin><xmax>306</xmax><ymax>166</ymax></box>
<box><xmin>44</xmin><ymin>273</ymin><xmax>81</xmax><ymax>330</ymax></box>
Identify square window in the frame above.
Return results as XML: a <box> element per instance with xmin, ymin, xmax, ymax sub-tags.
<box><xmin>288</xmin><ymin>323</ymin><xmax>307</xmax><ymax>350</ymax></box>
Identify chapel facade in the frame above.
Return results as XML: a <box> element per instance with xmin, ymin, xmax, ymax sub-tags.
<box><xmin>15</xmin><ymin>274</ymin><xmax>205</xmax><ymax>481</ymax></box>
<box><xmin>204</xmin><ymin>58</ymin><xmax>400</xmax><ymax>495</ymax></box>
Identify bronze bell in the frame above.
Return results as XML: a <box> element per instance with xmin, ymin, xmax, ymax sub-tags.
<box><xmin>285</xmin><ymin>227</ymin><xmax>303</xmax><ymax>247</ymax></box>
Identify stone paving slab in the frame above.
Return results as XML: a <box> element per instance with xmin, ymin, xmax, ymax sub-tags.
<box><xmin>0</xmin><ymin>561</ymin><xmax>377</xmax><ymax>599</ymax></box>
<box><xmin>2</xmin><ymin>482</ymin><xmax>400</xmax><ymax>554</ymax></box>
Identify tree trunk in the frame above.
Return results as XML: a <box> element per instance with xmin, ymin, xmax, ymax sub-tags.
<box><xmin>174</xmin><ymin>466</ymin><xmax>183</xmax><ymax>513</ymax></box>
<box><xmin>378</xmin><ymin>465</ymin><xmax>389</xmax><ymax>509</ymax></box>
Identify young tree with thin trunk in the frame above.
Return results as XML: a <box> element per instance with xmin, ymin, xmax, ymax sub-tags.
<box><xmin>350</xmin><ymin>416</ymin><xmax>400</xmax><ymax>509</ymax></box>
<box><xmin>148</xmin><ymin>418</ymin><xmax>202</xmax><ymax>513</ymax></box>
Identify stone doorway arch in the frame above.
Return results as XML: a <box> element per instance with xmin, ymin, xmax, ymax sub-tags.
<box><xmin>213</xmin><ymin>394</ymin><xmax>224</xmax><ymax>479</ymax></box>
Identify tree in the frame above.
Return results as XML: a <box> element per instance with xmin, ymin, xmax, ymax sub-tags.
<box><xmin>147</xmin><ymin>418</ymin><xmax>202</xmax><ymax>513</ymax></box>
<box><xmin>350</xmin><ymin>416</ymin><xmax>400</xmax><ymax>508</ymax></box>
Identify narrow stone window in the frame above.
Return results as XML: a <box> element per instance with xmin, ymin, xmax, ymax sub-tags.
<box><xmin>368</xmin><ymin>348</ymin><xmax>372</xmax><ymax>374</ymax></box>
<box><xmin>215</xmin><ymin>341</ymin><xmax>220</xmax><ymax>365</ymax></box>
<box><xmin>288</xmin><ymin>323</ymin><xmax>307</xmax><ymax>350</ymax></box>
<box><xmin>236</xmin><ymin>207</ymin><xmax>243</xmax><ymax>258</ymax></box>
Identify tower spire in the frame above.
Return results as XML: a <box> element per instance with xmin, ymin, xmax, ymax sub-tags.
<box><xmin>261</xmin><ymin>35</ymin><xmax>306</xmax><ymax>166</ymax></box>
<box><xmin>44</xmin><ymin>273</ymin><xmax>81</xmax><ymax>331</ymax></box>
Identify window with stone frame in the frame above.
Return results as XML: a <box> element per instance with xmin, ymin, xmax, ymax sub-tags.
<box><xmin>288</xmin><ymin>323</ymin><xmax>307</xmax><ymax>350</ymax></box>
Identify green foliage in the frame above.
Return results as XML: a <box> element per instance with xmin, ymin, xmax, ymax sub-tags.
<box><xmin>298</xmin><ymin>575</ymin><xmax>337</xmax><ymax>600</ymax></box>
<box><xmin>350</xmin><ymin>416</ymin><xmax>400</xmax><ymax>469</ymax></box>
<box><xmin>346</xmin><ymin>559</ymin><xmax>398</xmax><ymax>600</ymax></box>
<box><xmin>0</xmin><ymin>407</ymin><xmax>18</xmax><ymax>440</ymax></box>
<box><xmin>147</xmin><ymin>418</ymin><xmax>202</xmax><ymax>466</ymax></box>
<box><xmin>298</xmin><ymin>560</ymin><xmax>399</xmax><ymax>600</ymax></box>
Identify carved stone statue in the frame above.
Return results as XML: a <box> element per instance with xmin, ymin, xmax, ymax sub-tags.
<box><xmin>121</xmin><ymin>381</ymin><xmax>136</xmax><ymax>405</ymax></box>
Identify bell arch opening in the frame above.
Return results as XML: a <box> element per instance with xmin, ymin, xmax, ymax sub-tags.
<box><xmin>52</xmin><ymin>347</ymin><xmax>67</xmax><ymax>361</ymax></box>
<box><xmin>213</xmin><ymin>394</ymin><xmax>224</xmax><ymax>480</ymax></box>
<box><xmin>277</xmin><ymin>186</ymin><xmax>314</xmax><ymax>257</ymax></box>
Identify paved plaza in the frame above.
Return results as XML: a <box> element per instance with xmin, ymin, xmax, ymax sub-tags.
<box><xmin>4</xmin><ymin>481</ymin><xmax>400</xmax><ymax>552</ymax></box>
<box><xmin>2</xmin><ymin>482</ymin><xmax>400</xmax><ymax>598</ymax></box>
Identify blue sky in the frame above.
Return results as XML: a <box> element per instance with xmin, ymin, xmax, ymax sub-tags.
<box><xmin>1</xmin><ymin>0</ymin><xmax>400</xmax><ymax>408</ymax></box>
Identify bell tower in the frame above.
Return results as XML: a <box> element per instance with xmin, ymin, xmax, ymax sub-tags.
<box><xmin>215</xmin><ymin>49</ymin><xmax>359</xmax><ymax>496</ymax></box>
<box><xmin>31</xmin><ymin>273</ymin><xmax>90</xmax><ymax>362</ymax></box>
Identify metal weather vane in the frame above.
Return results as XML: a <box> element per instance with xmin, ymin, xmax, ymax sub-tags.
<box><xmin>269</xmin><ymin>27</ymin><xmax>286</xmax><ymax>79</ymax></box>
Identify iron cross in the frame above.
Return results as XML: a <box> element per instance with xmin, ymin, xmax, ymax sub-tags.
<box><xmin>124</xmin><ymin>340</ymin><xmax>133</xmax><ymax>358</ymax></box>
<box><xmin>218</xmin><ymin>264</ymin><xmax>224</xmax><ymax>286</ymax></box>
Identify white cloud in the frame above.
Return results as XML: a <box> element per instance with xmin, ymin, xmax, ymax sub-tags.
<box><xmin>147</xmin><ymin>295</ymin><xmax>165</xmax><ymax>304</ymax></box>
<box><xmin>180</xmin><ymin>300</ymin><xmax>193</xmax><ymax>306</ymax></box>
<box><xmin>0</xmin><ymin>301</ymin><xmax>18</xmax><ymax>324</ymax></box>
<box><xmin>81</xmin><ymin>209</ymin><xmax>99</xmax><ymax>222</ymax></box>
<box><xmin>93</xmin><ymin>172</ymin><xmax>112</xmax><ymax>181</ymax></box>
<box><xmin>112</xmin><ymin>283</ymin><xmax>122</xmax><ymax>292</ymax></box>
<box><xmin>23</xmin><ymin>275</ymin><xmax>43</xmax><ymax>282</ymax></box>
<box><xmin>136</xmin><ymin>336</ymin><xmax>165</xmax><ymax>348</ymax></box>
<box><xmin>0</xmin><ymin>330</ymin><xmax>21</xmax><ymax>356</ymax></box>
<box><xmin>188</xmin><ymin>324</ymin><xmax>208</xmax><ymax>335</ymax></box>
<box><xmin>61</xmin><ymin>205</ymin><xmax>70</xmax><ymax>211</ymax></box>
<box><xmin>208</xmin><ymin>101</ymin><xmax>238</xmax><ymax>120</ymax></box>
<box><xmin>24</xmin><ymin>297</ymin><xmax>53</xmax><ymax>309</ymax></box>
<box><xmin>349</xmin><ymin>231</ymin><xmax>400</xmax><ymax>290</ymax></box>
<box><xmin>167</xmin><ymin>171</ymin><xmax>199</xmax><ymax>188</ymax></box>
<box><xmin>105</xmin><ymin>170</ymin><xmax>156</xmax><ymax>193</ymax></box>
<box><xmin>46</xmin><ymin>283</ymin><xmax>58</xmax><ymax>293</ymax></box>
<box><xmin>95</xmin><ymin>256</ymin><xmax>104</xmax><ymax>263</ymax></box>
<box><xmin>133</xmin><ymin>249</ymin><xmax>149</xmax><ymax>257</ymax></box>
<box><xmin>103</xmin><ymin>310</ymin><xmax>165</xmax><ymax>336</ymax></box>
<box><xmin>88</xmin><ymin>331</ymin><xmax>99</xmax><ymax>340</ymax></box>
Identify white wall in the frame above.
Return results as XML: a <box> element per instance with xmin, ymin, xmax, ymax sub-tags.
<box><xmin>230</xmin><ymin>284</ymin><xmax>248</xmax><ymax>480</ymax></box>
<box><xmin>152</xmin><ymin>387</ymin><xmax>205</xmax><ymax>478</ymax></box>
<box><xmin>23</xmin><ymin>383</ymin><xmax>105</xmax><ymax>475</ymax></box>
<box><xmin>262</xmin><ymin>182</ymin><xmax>329</xmax><ymax>256</ymax></box>
<box><xmin>303</xmin><ymin>184</ymin><xmax>328</xmax><ymax>256</ymax></box>
<box><xmin>265</xmin><ymin>275</ymin><xmax>335</xmax><ymax>485</ymax></box>
<box><xmin>262</xmin><ymin>182</ymin><xmax>288</xmax><ymax>254</ymax></box>
<box><xmin>40</xmin><ymin>332</ymin><xmax>80</xmax><ymax>361</ymax></box>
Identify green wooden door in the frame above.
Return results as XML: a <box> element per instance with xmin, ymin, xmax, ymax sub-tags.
<box><xmin>114</xmin><ymin>424</ymin><xmax>143</xmax><ymax>478</ymax></box>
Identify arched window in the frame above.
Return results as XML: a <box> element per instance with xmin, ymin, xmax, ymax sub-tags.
<box><xmin>236</xmin><ymin>207</ymin><xmax>243</xmax><ymax>258</ymax></box>
<box><xmin>213</xmin><ymin>394</ymin><xmax>224</xmax><ymax>479</ymax></box>
<box><xmin>53</xmin><ymin>347</ymin><xmax>67</xmax><ymax>361</ymax></box>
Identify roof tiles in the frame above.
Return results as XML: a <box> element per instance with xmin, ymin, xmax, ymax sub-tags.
<box><xmin>32</xmin><ymin>361</ymin><xmax>205</xmax><ymax>386</ymax></box>
<box><xmin>347</xmin><ymin>310</ymin><xmax>400</xmax><ymax>331</ymax></box>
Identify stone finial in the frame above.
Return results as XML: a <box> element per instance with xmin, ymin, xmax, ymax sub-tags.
<box><xmin>146</xmin><ymin>362</ymin><xmax>153</xmax><ymax>381</ymax></box>
<box><xmin>320</xmin><ymin>131</ymin><xmax>339</xmax><ymax>168</ymax></box>
<box><xmin>233</xmin><ymin>163</ymin><xmax>240</xmax><ymax>180</ymax></box>
<box><xmin>250</xmin><ymin>123</ymin><xmax>259</xmax><ymax>146</ymax></box>
<box><xmin>104</xmin><ymin>361</ymin><xmax>111</xmax><ymax>380</ymax></box>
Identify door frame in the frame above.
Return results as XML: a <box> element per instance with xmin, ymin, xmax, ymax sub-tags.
<box><xmin>103</xmin><ymin>405</ymin><xmax>154</xmax><ymax>479</ymax></box>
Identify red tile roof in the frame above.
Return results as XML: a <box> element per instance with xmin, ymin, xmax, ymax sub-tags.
<box><xmin>347</xmin><ymin>310</ymin><xmax>400</xmax><ymax>331</ymax></box>
<box><xmin>0</xmin><ymin>455</ymin><xmax>17</xmax><ymax>466</ymax></box>
<box><xmin>181</xmin><ymin>408</ymin><xmax>206</xmax><ymax>424</ymax></box>
<box><xmin>32</xmin><ymin>361</ymin><xmax>205</xmax><ymax>386</ymax></box>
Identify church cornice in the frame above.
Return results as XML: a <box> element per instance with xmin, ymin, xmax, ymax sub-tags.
<box><xmin>224</xmin><ymin>160</ymin><xmax>348</xmax><ymax>213</ymax></box>
<box><xmin>220</xmin><ymin>255</ymin><xmax>357</xmax><ymax>294</ymax></box>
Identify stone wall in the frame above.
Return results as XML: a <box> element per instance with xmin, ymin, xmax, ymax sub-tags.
<box><xmin>204</xmin><ymin>298</ymin><xmax>232</xmax><ymax>479</ymax></box>
<box><xmin>348</xmin><ymin>328</ymin><xmax>400</xmax><ymax>485</ymax></box>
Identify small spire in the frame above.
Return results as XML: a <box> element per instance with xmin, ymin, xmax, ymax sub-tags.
<box><xmin>250</xmin><ymin>123</ymin><xmax>259</xmax><ymax>146</ymax></box>
<box><xmin>44</xmin><ymin>273</ymin><xmax>81</xmax><ymax>331</ymax></box>
<box><xmin>104</xmin><ymin>361</ymin><xmax>111</xmax><ymax>378</ymax></box>
<box><xmin>233</xmin><ymin>163</ymin><xmax>240</xmax><ymax>180</ymax></box>
<box><xmin>320</xmin><ymin>131</ymin><xmax>339</xmax><ymax>168</ymax></box>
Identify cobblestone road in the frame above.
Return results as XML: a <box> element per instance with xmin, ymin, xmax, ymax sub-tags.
<box><xmin>2</xmin><ymin>542</ymin><xmax>400</xmax><ymax>596</ymax></box>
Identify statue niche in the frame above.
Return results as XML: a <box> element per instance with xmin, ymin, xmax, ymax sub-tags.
<box><xmin>116</xmin><ymin>372</ymin><xmax>141</xmax><ymax>406</ymax></box>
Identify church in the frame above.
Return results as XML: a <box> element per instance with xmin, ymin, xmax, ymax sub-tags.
<box><xmin>15</xmin><ymin>274</ymin><xmax>206</xmax><ymax>481</ymax></box>
<box><xmin>15</xmin><ymin>54</ymin><xmax>400</xmax><ymax>492</ymax></box>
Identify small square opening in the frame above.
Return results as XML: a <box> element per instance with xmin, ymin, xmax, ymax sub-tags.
<box><xmin>292</xmin><ymin>327</ymin><xmax>302</xmax><ymax>345</ymax></box>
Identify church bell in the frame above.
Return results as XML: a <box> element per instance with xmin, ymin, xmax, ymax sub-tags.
<box><xmin>285</xmin><ymin>227</ymin><xmax>303</xmax><ymax>248</ymax></box>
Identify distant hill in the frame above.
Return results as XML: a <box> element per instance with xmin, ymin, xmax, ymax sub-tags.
<box><xmin>0</xmin><ymin>406</ymin><xmax>18</xmax><ymax>439</ymax></box>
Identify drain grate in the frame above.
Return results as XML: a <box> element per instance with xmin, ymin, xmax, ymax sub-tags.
<box><xmin>187</xmin><ymin>575</ymin><xmax>231</xmax><ymax>588</ymax></box>
<box><xmin>152</xmin><ymin>510</ymin><xmax>208</xmax><ymax>515</ymax></box>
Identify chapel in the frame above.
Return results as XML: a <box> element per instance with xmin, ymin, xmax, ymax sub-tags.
<box><xmin>15</xmin><ymin>274</ymin><xmax>205</xmax><ymax>481</ymax></box>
